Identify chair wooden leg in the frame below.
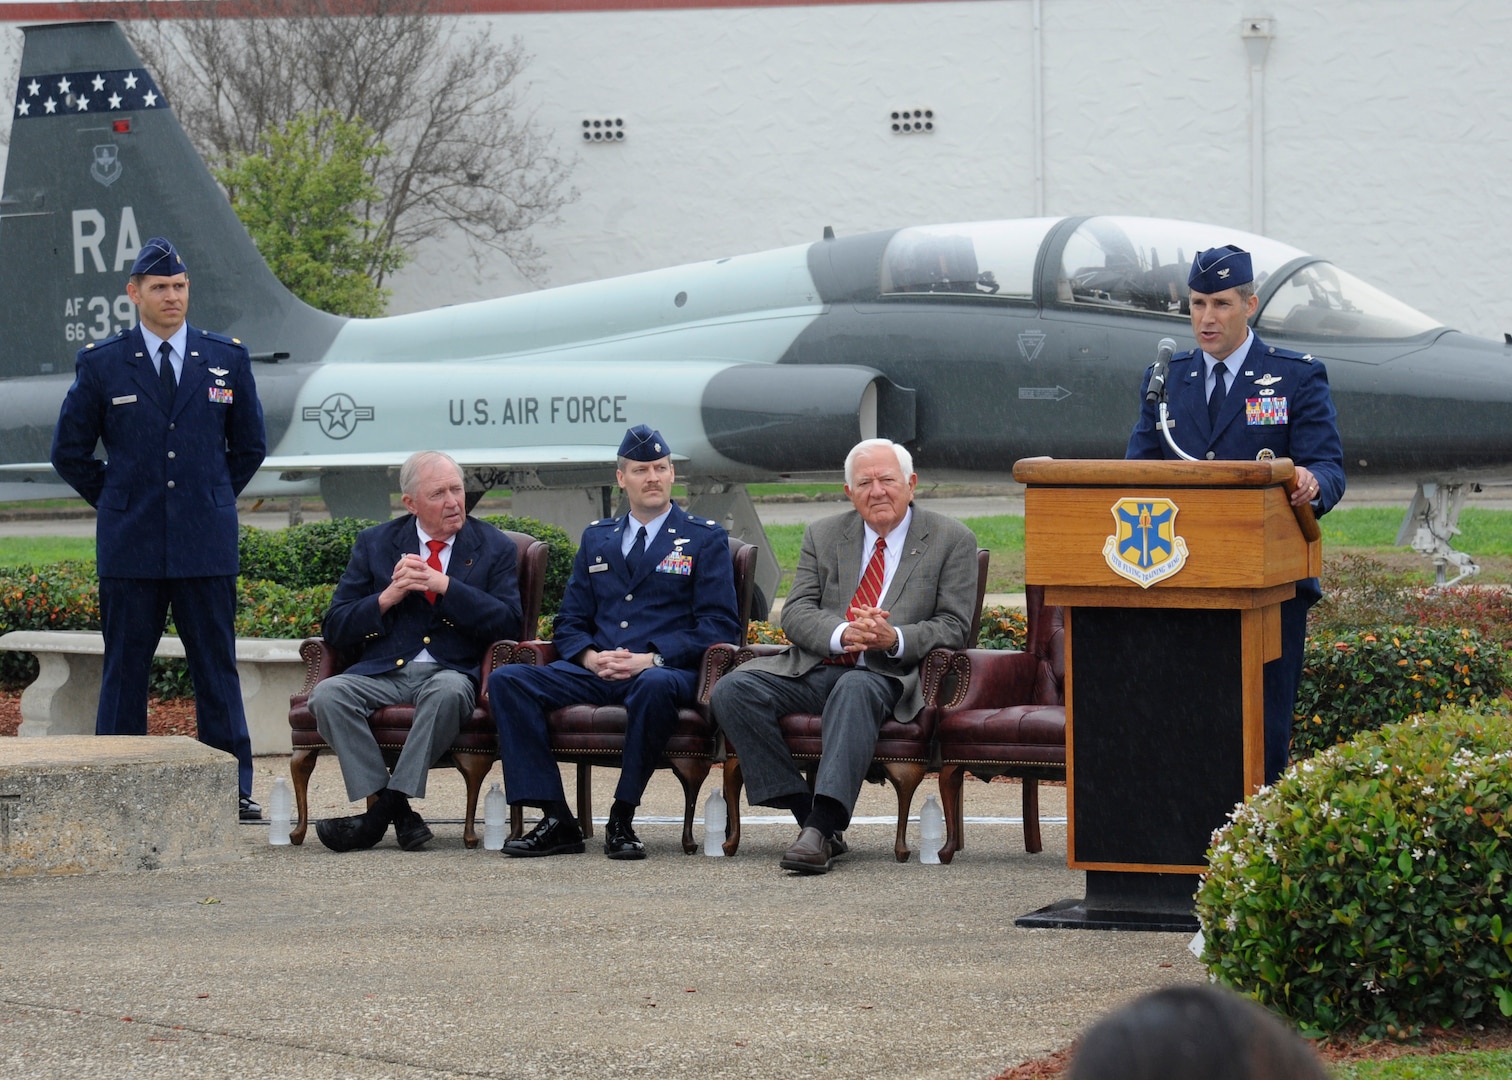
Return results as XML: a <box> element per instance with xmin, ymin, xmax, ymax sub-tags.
<box><xmin>721</xmin><ymin>754</ymin><xmax>744</xmax><ymax>856</ymax></box>
<box><xmin>454</xmin><ymin>752</ymin><xmax>494</xmax><ymax>850</ymax></box>
<box><xmin>1022</xmin><ymin>777</ymin><xmax>1042</xmax><ymax>854</ymax></box>
<box><xmin>288</xmin><ymin>747</ymin><xmax>319</xmax><ymax>845</ymax></box>
<box><xmin>884</xmin><ymin>762</ymin><xmax>926</xmax><ymax>863</ymax></box>
<box><xmin>669</xmin><ymin>758</ymin><xmax>712</xmax><ymax>855</ymax></box>
<box><xmin>938</xmin><ymin>764</ymin><xmax>965</xmax><ymax>864</ymax></box>
<box><xmin>575</xmin><ymin>763</ymin><xmax>594</xmax><ymax>838</ymax></box>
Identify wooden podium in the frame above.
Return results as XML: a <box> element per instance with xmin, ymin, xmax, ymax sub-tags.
<box><xmin>1011</xmin><ymin>458</ymin><xmax>1320</xmax><ymax>931</ymax></box>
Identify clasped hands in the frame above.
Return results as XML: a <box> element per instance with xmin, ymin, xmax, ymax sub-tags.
<box><xmin>583</xmin><ymin>648</ymin><xmax>656</xmax><ymax>681</ymax></box>
<box><xmin>839</xmin><ymin>604</ymin><xmax>898</xmax><ymax>656</ymax></box>
<box><xmin>378</xmin><ymin>553</ymin><xmax>447</xmax><ymax>610</ymax></box>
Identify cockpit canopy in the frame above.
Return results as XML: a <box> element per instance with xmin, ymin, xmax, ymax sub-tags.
<box><xmin>879</xmin><ymin>216</ymin><xmax>1443</xmax><ymax>341</ymax></box>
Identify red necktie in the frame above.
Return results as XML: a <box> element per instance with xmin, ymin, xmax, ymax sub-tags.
<box><xmin>828</xmin><ymin>536</ymin><xmax>889</xmax><ymax>666</ymax></box>
<box><xmin>424</xmin><ymin>539</ymin><xmax>445</xmax><ymax>604</ymax></box>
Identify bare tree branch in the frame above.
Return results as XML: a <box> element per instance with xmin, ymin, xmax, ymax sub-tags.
<box><xmin>128</xmin><ymin>0</ymin><xmax>577</xmax><ymax>286</ymax></box>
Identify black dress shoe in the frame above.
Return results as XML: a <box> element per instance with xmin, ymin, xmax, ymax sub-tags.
<box><xmin>603</xmin><ymin>817</ymin><xmax>647</xmax><ymax>860</ymax></box>
<box><xmin>393</xmin><ymin>809</ymin><xmax>434</xmax><ymax>852</ymax></box>
<box><xmin>316</xmin><ymin>811</ymin><xmax>389</xmax><ymax>853</ymax></box>
<box><xmin>780</xmin><ymin>826</ymin><xmax>834</xmax><ymax>874</ymax></box>
<box><xmin>501</xmin><ymin>814</ymin><xmax>585</xmax><ymax>858</ymax></box>
<box><xmin>239</xmin><ymin>796</ymin><xmax>263</xmax><ymax>822</ymax></box>
<box><xmin>828</xmin><ymin>831</ymin><xmax>849</xmax><ymax>859</ymax></box>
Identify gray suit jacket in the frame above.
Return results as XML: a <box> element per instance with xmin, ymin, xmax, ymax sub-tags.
<box><xmin>745</xmin><ymin>505</ymin><xmax>978</xmax><ymax>722</ymax></box>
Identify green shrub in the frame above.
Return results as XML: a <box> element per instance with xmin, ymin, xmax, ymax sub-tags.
<box><xmin>1197</xmin><ymin>705</ymin><xmax>1512</xmax><ymax>1039</ymax></box>
<box><xmin>747</xmin><ymin>620</ymin><xmax>787</xmax><ymax>645</ymax></box>
<box><xmin>977</xmin><ymin>604</ymin><xmax>1029</xmax><ymax>650</ymax></box>
<box><xmin>150</xmin><ymin>579</ymin><xmax>336</xmax><ymax>698</ymax></box>
<box><xmin>1294</xmin><ymin>627</ymin><xmax>1509</xmax><ymax>758</ymax></box>
<box><xmin>1311</xmin><ymin>553</ymin><xmax>1418</xmax><ymax>635</ymax></box>
<box><xmin>237</xmin><ymin>518</ymin><xmax>376</xmax><ymax>588</ymax></box>
<box><xmin>1405</xmin><ymin>587</ymin><xmax>1512</xmax><ymax>652</ymax></box>
<box><xmin>0</xmin><ymin>560</ymin><xmax>102</xmax><ymax>685</ymax></box>
<box><xmin>478</xmin><ymin>514</ymin><xmax>576</xmax><ymax>617</ymax></box>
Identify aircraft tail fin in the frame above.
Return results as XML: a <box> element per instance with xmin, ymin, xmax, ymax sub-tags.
<box><xmin>1</xmin><ymin>20</ymin><xmax>344</xmax><ymax>382</ymax></box>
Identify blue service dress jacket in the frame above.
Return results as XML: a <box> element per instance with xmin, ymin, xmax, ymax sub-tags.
<box><xmin>551</xmin><ymin>502</ymin><xmax>741</xmax><ymax>670</ymax></box>
<box><xmin>321</xmin><ymin>515</ymin><xmax>523</xmax><ymax>681</ymax></box>
<box><xmin>1126</xmin><ymin>332</ymin><xmax>1346</xmax><ymax>512</ymax></box>
<box><xmin>50</xmin><ymin>324</ymin><xmax>266</xmax><ymax>578</ymax></box>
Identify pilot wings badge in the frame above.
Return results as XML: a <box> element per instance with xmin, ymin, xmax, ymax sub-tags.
<box><xmin>1102</xmin><ymin>497</ymin><xmax>1189</xmax><ymax>588</ymax></box>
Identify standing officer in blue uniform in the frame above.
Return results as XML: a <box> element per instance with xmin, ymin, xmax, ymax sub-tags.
<box><xmin>51</xmin><ymin>237</ymin><xmax>267</xmax><ymax>818</ymax></box>
<box><xmin>1126</xmin><ymin>244</ymin><xmax>1345</xmax><ymax>783</ymax></box>
<box><xmin>489</xmin><ymin>425</ymin><xmax>741</xmax><ymax>859</ymax></box>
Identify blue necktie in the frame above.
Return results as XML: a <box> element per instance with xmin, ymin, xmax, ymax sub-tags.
<box><xmin>626</xmin><ymin>525</ymin><xmax>646</xmax><ymax>573</ymax></box>
<box><xmin>1207</xmin><ymin>361</ymin><xmax>1228</xmax><ymax>426</ymax></box>
<box><xmin>157</xmin><ymin>341</ymin><xmax>177</xmax><ymax>407</ymax></box>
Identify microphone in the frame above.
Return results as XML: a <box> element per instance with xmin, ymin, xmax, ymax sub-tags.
<box><xmin>1145</xmin><ymin>337</ymin><xmax>1177</xmax><ymax>404</ymax></box>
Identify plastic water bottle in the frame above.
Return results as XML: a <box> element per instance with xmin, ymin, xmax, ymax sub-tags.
<box><xmin>483</xmin><ymin>782</ymin><xmax>507</xmax><ymax>850</ymax></box>
<box><xmin>919</xmin><ymin>793</ymin><xmax>944</xmax><ymax>864</ymax></box>
<box><xmin>703</xmin><ymin>788</ymin><xmax>727</xmax><ymax>856</ymax></box>
<box><xmin>267</xmin><ymin>777</ymin><xmax>292</xmax><ymax>846</ymax></box>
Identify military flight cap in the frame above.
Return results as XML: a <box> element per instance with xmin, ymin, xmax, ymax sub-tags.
<box><xmin>1188</xmin><ymin>244</ymin><xmax>1252</xmax><ymax>293</ymax></box>
<box><xmin>618</xmin><ymin>424</ymin><xmax>671</xmax><ymax>461</ymax></box>
<box><xmin>131</xmin><ymin>236</ymin><xmax>186</xmax><ymax>277</ymax></box>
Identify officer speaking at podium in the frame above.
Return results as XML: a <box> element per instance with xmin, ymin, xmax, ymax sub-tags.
<box><xmin>1126</xmin><ymin>244</ymin><xmax>1345</xmax><ymax>783</ymax></box>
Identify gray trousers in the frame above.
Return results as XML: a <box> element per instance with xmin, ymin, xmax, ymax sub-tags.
<box><xmin>711</xmin><ymin>664</ymin><xmax>903</xmax><ymax>816</ymax></box>
<box><xmin>308</xmin><ymin>663</ymin><xmax>475</xmax><ymax>803</ymax></box>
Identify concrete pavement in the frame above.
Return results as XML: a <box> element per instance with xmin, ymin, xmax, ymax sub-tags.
<box><xmin>0</xmin><ymin>758</ymin><xmax>1204</xmax><ymax>1078</ymax></box>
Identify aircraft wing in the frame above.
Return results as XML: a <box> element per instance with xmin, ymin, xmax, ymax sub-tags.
<box><xmin>259</xmin><ymin>445</ymin><xmax>651</xmax><ymax>473</ymax></box>
<box><xmin>0</xmin><ymin>445</ymin><xmax>663</xmax><ymax>481</ymax></box>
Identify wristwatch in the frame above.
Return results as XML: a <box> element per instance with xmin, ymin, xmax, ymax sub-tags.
<box><xmin>651</xmin><ymin>653</ymin><xmax>666</xmax><ymax>667</ymax></box>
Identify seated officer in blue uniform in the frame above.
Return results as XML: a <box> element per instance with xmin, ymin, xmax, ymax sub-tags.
<box><xmin>50</xmin><ymin>236</ymin><xmax>267</xmax><ymax>819</ymax></box>
<box><xmin>489</xmin><ymin>424</ymin><xmax>741</xmax><ymax>859</ymax></box>
<box><xmin>1126</xmin><ymin>245</ymin><xmax>1345</xmax><ymax>783</ymax></box>
<box><xmin>309</xmin><ymin>451</ymin><xmax>522</xmax><ymax>852</ymax></box>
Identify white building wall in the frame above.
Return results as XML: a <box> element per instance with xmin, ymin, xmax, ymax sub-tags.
<box><xmin>5</xmin><ymin>1</ymin><xmax>1511</xmax><ymax>339</ymax></box>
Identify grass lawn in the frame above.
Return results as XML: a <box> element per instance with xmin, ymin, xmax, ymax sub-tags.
<box><xmin>0</xmin><ymin>536</ymin><xmax>95</xmax><ymax>566</ymax></box>
<box><xmin>1331</xmin><ymin>1049</ymin><xmax>1512</xmax><ymax>1078</ymax></box>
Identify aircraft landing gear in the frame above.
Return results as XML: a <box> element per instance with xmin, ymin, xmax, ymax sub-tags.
<box><xmin>1396</xmin><ymin>480</ymin><xmax>1481</xmax><ymax>587</ymax></box>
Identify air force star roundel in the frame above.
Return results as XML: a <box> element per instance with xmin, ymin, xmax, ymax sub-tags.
<box><xmin>1102</xmin><ymin>497</ymin><xmax>1189</xmax><ymax>588</ymax></box>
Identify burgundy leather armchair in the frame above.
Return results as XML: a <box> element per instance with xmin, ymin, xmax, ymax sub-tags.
<box><xmin>933</xmin><ymin>584</ymin><xmax>1065</xmax><ymax>860</ymax></box>
<box><xmin>286</xmin><ymin>529</ymin><xmax>550</xmax><ymax>848</ymax></box>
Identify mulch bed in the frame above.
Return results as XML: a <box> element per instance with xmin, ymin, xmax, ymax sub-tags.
<box><xmin>0</xmin><ymin>688</ymin><xmax>198</xmax><ymax>738</ymax></box>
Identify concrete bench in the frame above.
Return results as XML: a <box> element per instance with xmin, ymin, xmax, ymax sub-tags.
<box><xmin>0</xmin><ymin>630</ymin><xmax>304</xmax><ymax>755</ymax></box>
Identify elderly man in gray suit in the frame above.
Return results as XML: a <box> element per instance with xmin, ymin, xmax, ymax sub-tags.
<box><xmin>711</xmin><ymin>438</ymin><xmax>978</xmax><ymax>874</ymax></box>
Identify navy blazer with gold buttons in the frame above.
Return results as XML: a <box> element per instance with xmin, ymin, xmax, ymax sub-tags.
<box><xmin>321</xmin><ymin>514</ymin><xmax>523</xmax><ymax>682</ymax></box>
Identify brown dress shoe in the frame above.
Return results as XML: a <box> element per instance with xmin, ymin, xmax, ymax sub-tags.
<box><xmin>780</xmin><ymin>826</ymin><xmax>834</xmax><ymax>874</ymax></box>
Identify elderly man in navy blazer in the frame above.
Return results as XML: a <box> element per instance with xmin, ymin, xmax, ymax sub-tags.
<box><xmin>51</xmin><ymin>237</ymin><xmax>267</xmax><ymax>819</ymax></box>
<box><xmin>1127</xmin><ymin>244</ymin><xmax>1346</xmax><ymax>782</ymax></box>
<box><xmin>309</xmin><ymin>451</ymin><xmax>522</xmax><ymax>852</ymax></box>
<box><xmin>489</xmin><ymin>425</ymin><xmax>741</xmax><ymax>860</ymax></box>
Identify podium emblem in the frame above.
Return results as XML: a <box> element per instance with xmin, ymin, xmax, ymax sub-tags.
<box><xmin>1103</xmin><ymin>497</ymin><xmax>1189</xmax><ymax>587</ymax></box>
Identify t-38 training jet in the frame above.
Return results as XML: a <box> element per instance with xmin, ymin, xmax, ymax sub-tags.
<box><xmin>4</xmin><ymin>20</ymin><xmax>1510</xmax><ymax>605</ymax></box>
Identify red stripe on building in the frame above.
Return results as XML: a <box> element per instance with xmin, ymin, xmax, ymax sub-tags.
<box><xmin>0</xmin><ymin>0</ymin><xmax>967</xmax><ymax>21</ymax></box>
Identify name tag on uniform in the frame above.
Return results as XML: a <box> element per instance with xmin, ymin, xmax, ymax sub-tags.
<box><xmin>1245</xmin><ymin>397</ymin><xmax>1288</xmax><ymax>425</ymax></box>
<box><xmin>208</xmin><ymin>387</ymin><xmax>234</xmax><ymax>404</ymax></box>
<box><xmin>112</xmin><ymin>395</ymin><xmax>137</xmax><ymax>405</ymax></box>
<box><xmin>656</xmin><ymin>553</ymin><xmax>693</xmax><ymax>576</ymax></box>
<box><xmin>588</xmin><ymin>563</ymin><xmax>610</xmax><ymax>573</ymax></box>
